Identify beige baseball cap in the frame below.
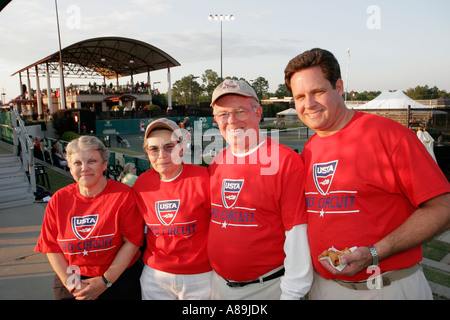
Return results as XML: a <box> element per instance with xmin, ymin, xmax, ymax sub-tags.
<box><xmin>211</xmin><ymin>79</ymin><xmax>259</xmax><ymax>106</ymax></box>
<box><xmin>144</xmin><ymin>118</ymin><xmax>182</xmax><ymax>141</ymax></box>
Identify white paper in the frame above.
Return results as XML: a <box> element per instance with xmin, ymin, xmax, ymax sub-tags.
<box><xmin>319</xmin><ymin>246</ymin><xmax>357</xmax><ymax>271</ymax></box>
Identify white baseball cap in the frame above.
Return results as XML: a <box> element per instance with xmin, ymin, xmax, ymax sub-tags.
<box><xmin>211</xmin><ymin>79</ymin><xmax>259</xmax><ymax>106</ymax></box>
<box><xmin>144</xmin><ymin>118</ymin><xmax>182</xmax><ymax>141</ymax></box>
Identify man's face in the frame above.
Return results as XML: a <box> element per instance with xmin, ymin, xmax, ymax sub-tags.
<box><xmin>290</xmin><ymin>66</ymin><xmax>347</xmax><ymax>137</ymax></box>
<box><xmin>213</xmin><ymin>94</ymin><xmax>262</xmax><ymax>153</ymax></box>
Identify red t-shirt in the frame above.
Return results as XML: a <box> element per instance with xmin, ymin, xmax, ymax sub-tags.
<box><xmin>35</xmin><ymin>180</ymin><xmax>144</xmax><ymax>277</ymax></box>
<box><xmin>133</xmin><ymin>164</ymin><xmax>211</xmax><ymax>274</ymax></box>
<box><xmin>208</xmin><ymin>137</ymin><xmax>308</xmax><ymax>281</ymax></box>
<box><xmin>302</xmin><ymin>111</ymin><xmax>450</xmax><ymax>281</ymax></box>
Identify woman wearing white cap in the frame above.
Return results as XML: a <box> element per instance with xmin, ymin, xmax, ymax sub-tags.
<box><xmin>133</xmin><ymin>118</ymin><xmax>212</xmax><ymax>299</ymax></box>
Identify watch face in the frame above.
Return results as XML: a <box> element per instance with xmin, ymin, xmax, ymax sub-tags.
<box><xmin>102</xmin><ymin>275</ymin><xmax>112</xmax><ymax>287</ymax></box>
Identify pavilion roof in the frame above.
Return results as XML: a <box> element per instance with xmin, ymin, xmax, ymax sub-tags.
<box><xmin>11</xmin><ymin>36</ymin><xmax>180</xmax><ymax>80</ymax></box>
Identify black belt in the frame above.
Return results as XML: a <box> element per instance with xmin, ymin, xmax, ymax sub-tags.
<box><xmin>225</xmin><ymin>268</ymin><xmax>285</xmax><ymax>288</ymax></box>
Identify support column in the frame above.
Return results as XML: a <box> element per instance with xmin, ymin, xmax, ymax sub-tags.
<box><xmin>147</xmin><ymin>69</ymin><xmax>152</xmax><ymax>105</ymax></box>
<box><xmin>26</xmin><ymin>69</ymin><xmax>32</xmax><ymax>100</ymax></box>
<box><xmin>26</xmin><ymin>69</ymin><xmax>33</xmax><ymax>117</ymax></box>
<box><xmin>58</xmin><ymin>63</ymin><xmax>66</xmax><ymax>109</ymax></box>
<box><xmin>19</xmin><ymin>72</ymin><xmax>23</xmax><ymax>96</ymax></box>
<box><xmin>35</xmin><ymin>66</ymin><xmax>43</xmax><ymax>116</ymax></box>
<box><xmin>46</xmin><ymin>63</ymin><xmax>53</xmax><ymax>113</ymax></box>
<box><xmin>167</xmin><ymin>67</ymin><xmax>172</xmax><ymax>110</ymax></box>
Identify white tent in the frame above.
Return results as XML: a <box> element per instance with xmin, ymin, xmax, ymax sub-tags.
<box><xmin>354</xmin><ymin>90</ymin><xmax>429</xmax><ymax>109</ymax></box>
<box><xmin>274</xmin><ymin>108</ymin><xmax>300</xmax><ymax>126</ymax></box>
<box><xmin>276</xmin><ymin>108</ymin><xmax>298</xmax><ymax>115</ymax></box>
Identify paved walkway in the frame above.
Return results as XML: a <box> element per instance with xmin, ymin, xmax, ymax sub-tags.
<box><xmin>0</xmin><ymin>202</ymin><xmax>54</xmax><ymax>300</ymax></box>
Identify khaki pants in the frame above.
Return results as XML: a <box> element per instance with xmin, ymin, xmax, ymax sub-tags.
<box><xmin>140</xmin><ymin>265</ymin><xmax>212</xmax><ymax>300</ymax></box>
<box><xmin>309</xmin><ymin>265</ymin><xmax>432</xmax><ymax>300</ymax></box>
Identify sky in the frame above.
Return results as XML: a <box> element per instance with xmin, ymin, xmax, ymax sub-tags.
<box><xmin>1</xmin><ymin>0</ymin><xmax>449</xmax><ymax>103</ymax></box>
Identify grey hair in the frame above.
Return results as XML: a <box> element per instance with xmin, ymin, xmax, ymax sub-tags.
<box><xmin>66</xmin><ymin>135</ymin><xmax>109</xmax><ymax>165</ymax></box>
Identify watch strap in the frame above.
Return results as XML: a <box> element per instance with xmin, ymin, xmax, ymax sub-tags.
<box><xmin>368</xmin><ymin>246</ymin><xmax>379</xmax><ymax>266</ymax></box>
<box><xmin>102</xmin><ymin>275</ymin><xmax>112</xmax><ymax>288</ymax></box>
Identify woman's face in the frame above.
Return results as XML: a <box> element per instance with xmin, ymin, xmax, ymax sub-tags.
<box><xmin>145</xmin><ymin>129</ymin><xmax>183</xmax><ymax>180</ymax></box>
<box><xmin>68</xmin><ymin>149</ymin><xmax>107</xmax><ymax>190</ymax></box>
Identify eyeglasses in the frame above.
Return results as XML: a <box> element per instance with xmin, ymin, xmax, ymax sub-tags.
<box><xmin>213</xmin><ymin>107</ymin><xmax>256</xmax><ymax>124</ymax></box>
<box><xmin>147</xmin><ymin>142</ymin><xmax>178</xmax><ymax>157</ymax></box>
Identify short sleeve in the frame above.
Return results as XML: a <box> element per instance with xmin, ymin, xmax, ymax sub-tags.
<box><xmin>279</xmin><ymin>151</ymin><xmax>308</xmax><ymax>230</ymax></box>
<box><xmin>118</xmin><ymin>190</ymin><xmax>145</xmax><ymax>247</ymax></box>
<box><xmin>391</xmin><ymin>129</ymin><xmax>450</xmax><ymax>208</ymax></box>
<box><xmin>35</xmin><ymin>196</ymin><xmax>62</xmax><ymax>253</ymax></box>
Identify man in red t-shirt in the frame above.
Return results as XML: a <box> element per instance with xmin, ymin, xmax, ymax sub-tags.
<box><xmin>284</xmin><ymin>48</ymin><xmax>450</xmax><ymax>299</ymax></box>
<box><xmin>208</xmin><ymin>79</ymin><xmax>313</xmax><ymax>300</ymax></box>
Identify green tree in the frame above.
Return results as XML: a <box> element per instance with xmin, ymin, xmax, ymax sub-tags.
<box><xmin>172</xmin><ymin>75</ymin><xmax>203</xmax><ymax>105</ymax></box>
<box><xmin>251</xmin><ymin>77</ymin><xmax>269</xmax><ymax>100</ymax></box>
<box><xmin>404</xmin><ymin>85</ymin><xmax>449</xmax><ymax>100</ymax></box>
<box><xmin>201</xmin><ymin>69</ymin><xmax>221</xmax><ymax>98</ymax></box>
<box><xmin>51</xmin><ymin>110</ymin><xmax>75</xmax><ymax>137</ymax></box>
<box><xmin>274</xmin><ymin>84</ymin><xmax>291</xmax><ymax>98</ymax></box>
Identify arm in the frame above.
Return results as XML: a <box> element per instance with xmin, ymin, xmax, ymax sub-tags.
<box><xmin>375</xmin><ymin>192</ymin><xmax>450</xmax><ymax>261</ymax></box>
<box><xmin>280</xmin><ymin>224</ymin><xmax>313</xmax><ymax>299</ymax></box>
<box><xmin>324</xmin><ymin>193</ymin><xmax>450</xmax><ymax>276</ymax></box>
<box><xmin>46</xmin><ymin>252</ymin><xmax>71</xmax><ymax>289</ymax></box>
<box><xmin>72</xmin><ymin>237</ymin><xmax>139</xmax><ymax>300</ymax></box>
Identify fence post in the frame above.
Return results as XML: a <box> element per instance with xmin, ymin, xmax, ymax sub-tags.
<box><xmin>407</xmin><ymin>105</ymin><xmax>411</xmax><ymax>128</ymax></box>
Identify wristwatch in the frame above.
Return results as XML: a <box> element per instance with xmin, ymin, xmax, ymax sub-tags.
<box><xmin>102</xmin><ymin>275</ymin><xmax>113</xmax><ymax>288</ymax></box>
<box><xmin>368</xmin><ymin>246</ymin><xmax>379</xmax><ymax>266</ymax></box>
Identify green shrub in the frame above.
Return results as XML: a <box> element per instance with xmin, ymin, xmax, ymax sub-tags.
<box><xmin>51</xmin><ymin>110</ymin><xmax>74</xmax><ymax>137</ymax></box>
<box><xmin>143</xmin><ymin>104</ymin><xmax>161</xmax><ymax>111</ymax></box>
<box><xmin>61</xmin><ymin>131</ymin><xmax>80</xmax><ymax>142</ymax></box>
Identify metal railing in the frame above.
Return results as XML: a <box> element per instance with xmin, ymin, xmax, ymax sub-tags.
<box><xmin>9</xmin><ymin>106</ymin><xmax>36</xmax><ymax>192</ymax></box>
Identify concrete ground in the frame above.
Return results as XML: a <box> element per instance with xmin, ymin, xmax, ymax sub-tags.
<box><xmin>0</xmin><ymin>202</ymin><xmax>54</xmax><ymax>300</ymax></box>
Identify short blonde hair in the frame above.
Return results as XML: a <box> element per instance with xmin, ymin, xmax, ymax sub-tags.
<box><xmin>66</xmin><ymin>135</ymin><xmax>109</xmax><ymax>165</ymax></box>
<box><xmin>119</xmin><ymin>162</ymin><xmax>135</xmax><ymax>180</ymax></box>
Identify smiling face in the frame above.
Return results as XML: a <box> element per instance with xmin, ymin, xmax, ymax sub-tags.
<box><xmin>146</xmin><ymin>129</ymin><xmax>183</xmax><ymax>180</ymax></box>
<box><xmin>213</xmin><ymin>94</ymin><xmax>262</xmax><ymax>153</ymax></box>
<box><xmin>68</xmin><ymin>149</ymin><xmax>108</xmax><ymax>193</ymax></box>
<box><xmin>289</xmin><ymin>66</ymin><xmax>353</xmax><ymax>137</ymax></box>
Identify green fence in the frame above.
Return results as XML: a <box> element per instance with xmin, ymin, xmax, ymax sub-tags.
<box><xmin>0</xmin><ymin>108</ymin><xmax>13</xmax><ymax>144</ymax></box>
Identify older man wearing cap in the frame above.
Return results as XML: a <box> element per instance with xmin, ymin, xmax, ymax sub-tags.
<box><xmin>207</xmin><ymin>79</ymin><xmax>313</xmax><ymax>299</ymax></box>
<box><xmin>133</xmin><ymin>118</ymin><xmax>212</xmax><ymax>299</ymax></box>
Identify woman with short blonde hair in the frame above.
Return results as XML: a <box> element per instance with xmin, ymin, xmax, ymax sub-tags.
<box><xmin>36</xmin><ymin>135</ymin><xmax>144</xmax><ymax>300</ymax></box>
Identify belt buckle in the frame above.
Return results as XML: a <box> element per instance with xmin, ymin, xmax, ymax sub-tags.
<box><xmin>226</xmin><ymin>281</ymin><xmax>241</xmax><ymax>288</ymax></box>
<box><xmin>226</xmin><ymin>280</ymin><xmax>252</xmax><ymax>288</ymax></box>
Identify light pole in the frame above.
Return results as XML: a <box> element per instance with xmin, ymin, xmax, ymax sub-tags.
<box><xmin>54</xmin><ymin>0</ymin><xmax>66</xmax><ymax>109</ymax></box>
<box><xmin>208</xmin><ymin>14</ymin><xmax>234</xmax><ymax>79</ymax></box>
<box><xmin>345</xmin><ymin>48</ymin><xmax>350</xmax><ymax>104</ymax></box>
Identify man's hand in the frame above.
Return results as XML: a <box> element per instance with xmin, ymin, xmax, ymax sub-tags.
<box><xmin>319</xmin><ymin>246</ymin><xmax>373</xmax><ymax>276</ymax></box>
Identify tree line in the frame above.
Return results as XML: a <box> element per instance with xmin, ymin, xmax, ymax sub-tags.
<box><xmin>167</xmin><ymin>69</ymin><xmax>449</xmax><ymax>106</ymax></box>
